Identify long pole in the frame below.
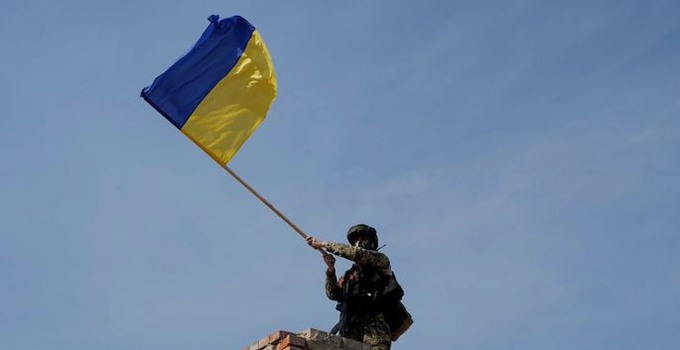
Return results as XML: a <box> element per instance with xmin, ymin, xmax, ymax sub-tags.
<box><xmin>223</xmin><ymin>165</ymin><xmax>330</xmax><ymax>256</ymax></box>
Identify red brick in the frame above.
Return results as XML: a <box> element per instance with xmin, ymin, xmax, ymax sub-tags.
<box><xmin>257</xmin><ymin>335</ymin><xmax>271</xmax><ymax>349</ymax></box>
<box><xmin>278</xmin><ymin>346</ymin><xmax>307</xmax><ymax>350</ymax></box>
<box><xmin>276</xmin><ymin>334</ymin><xmax>307</xmax><ymax>350</ymax></box>
<box><xmin>269</xmin><ymin>330</ymin><xmax>291</xmax><ymax>344</ymax></box>
<box><xmin>276</xmin><ymin>344</ymin><xmax>309</xmax><ymax>350</ymax></box>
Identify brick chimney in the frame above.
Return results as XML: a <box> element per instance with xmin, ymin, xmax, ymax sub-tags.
<box><xmin>244</xmin><ymin>328</ymin><xmax>372</xmax><ymax>350</ymax></box>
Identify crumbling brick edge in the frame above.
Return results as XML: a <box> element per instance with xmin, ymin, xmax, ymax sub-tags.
<box><xmin>243</xmin><ymin>328</ymin><xmax>372</xmax><ymax>350</ymax></box>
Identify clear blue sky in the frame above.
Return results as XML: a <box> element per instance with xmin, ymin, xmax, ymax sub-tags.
<box><xmin>2</xmin><ymin>1</ymin><xmax>679</xmax><ymax>349</ymax></box>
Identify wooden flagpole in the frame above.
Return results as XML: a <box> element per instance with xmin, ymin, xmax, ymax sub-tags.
<box><xmin>223</xmin><ymin>165</ymin><xmax>331</xmax><ymax>256</ymax></box>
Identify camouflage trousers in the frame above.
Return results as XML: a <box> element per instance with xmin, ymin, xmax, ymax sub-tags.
<box><xmin>344</xmin><ymin>311</ymin><xmax>391</xmax><ymax>350</ymax></box>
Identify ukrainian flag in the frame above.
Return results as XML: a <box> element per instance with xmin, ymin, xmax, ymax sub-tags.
<box><xmin>141</xmin><ymin>15</ymin><xmax>277</xmax><ymax>166</ymax></box>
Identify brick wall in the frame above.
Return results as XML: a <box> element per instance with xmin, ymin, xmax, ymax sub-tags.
<box><xmin>244</xmin><ymin>328</ymin><xmax>372</xmax><ymax>350</ymax></box>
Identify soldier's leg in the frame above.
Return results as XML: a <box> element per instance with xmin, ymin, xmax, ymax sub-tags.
<box><xmin>363</xmin><ymin>335</ymin><xmax>390</xmax><ymax>350</ymax></box>
<box><xmin>362</xmin><ymin>314</ymin><xmax>391</xmax><ymax>350</ymax></box>
<box><xmin>343</xmin><ymin>325</ymin><xmax>364</xmax><ymax>344</ymax></box>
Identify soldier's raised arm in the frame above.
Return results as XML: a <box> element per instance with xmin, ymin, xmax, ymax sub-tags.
<box><xmin>306</xmin><ymin>227</ymin><xmax>391</xmax><ymax>273</ymax></box>
<box><xmin>325</xmin><ymin>269</ymin><xmax>342</xmax><ymax>301</ymax></box>
<box><xmin>325</xmin><ymin>242</ymin><xmax>390</xmax><ymax>271</ymax></box>
<box><xmin>322</xmin><ymin>252</ymin><xmax>342</xmax><ymax>300</ymax></box>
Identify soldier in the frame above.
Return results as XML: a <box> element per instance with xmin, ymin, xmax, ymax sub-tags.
<box><xmin>306</xmin><ymin>224</ymin><xmax>393</xmax><ymax>350</ymax></box>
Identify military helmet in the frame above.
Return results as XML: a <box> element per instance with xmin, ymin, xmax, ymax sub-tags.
<box><xmin>347</xmin><ymin>224</ymin><xmax>378</xmax><ymax>249</ymax></box>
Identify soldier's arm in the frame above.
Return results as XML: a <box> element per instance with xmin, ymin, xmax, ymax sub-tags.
<box><xmin>325</xmin><ymin>242</ymin><xmax>391</xmax><ymax>270</ymax></box>
<box><xmin>325</xmin><ymin>269</ymin><xmax>342</xmax><ymax>301</ymax></box>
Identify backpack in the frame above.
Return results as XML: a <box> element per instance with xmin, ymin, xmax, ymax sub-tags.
<box><xmin>380</xmin><ymin>272</ymin><xmax>413</xmax><ymax>341</ymax></box>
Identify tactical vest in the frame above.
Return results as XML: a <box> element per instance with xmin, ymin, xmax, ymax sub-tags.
<box><xmin>338</xmin><ymin>265</ymin><xmax>412</xmax><ymax>341</ymax></box>
<box><xmin>342</xmin><ymin>266</ymin><xmax>402</xmax><ymax>305</ymax></box>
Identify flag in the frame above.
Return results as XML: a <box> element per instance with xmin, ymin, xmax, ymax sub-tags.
<box><xmin>141</xmin><ymin>15</ymin><xmax>277</xmax><ymax>166</ymax></box>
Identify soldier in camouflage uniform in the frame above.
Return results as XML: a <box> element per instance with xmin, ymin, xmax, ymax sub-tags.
<box><xmin>307</xmin><ymin>224</ymin><xmax>393</xmax><ymax>350</ymax></box>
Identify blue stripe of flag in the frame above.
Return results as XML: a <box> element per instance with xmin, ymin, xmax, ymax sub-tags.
<box><xmin>141</xmin><ymin>15</ymin><xmax>255</xmax><ymax>129</ymax></box>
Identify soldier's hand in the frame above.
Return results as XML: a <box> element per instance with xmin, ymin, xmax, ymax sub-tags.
<box><xmin>323</xmin><ymin>253</ymin><xmax>336</xmax><ymax>272</ymax></box>
<box><xmin>306</xmin><ymin>236</ymin><xmax>327</xmax><ymax>250</ymax></box>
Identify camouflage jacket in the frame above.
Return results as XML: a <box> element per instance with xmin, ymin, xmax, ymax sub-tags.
<box><xmin>324</xmin><ymin>242</ymin><xmax>392</xmax><ymax>301</ymax></box>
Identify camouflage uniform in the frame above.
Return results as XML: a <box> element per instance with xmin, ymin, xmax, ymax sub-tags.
<box><xmin>324</xmin><ymin>242</ymin><xmax>392</xmax><ymax>350</ymax></box>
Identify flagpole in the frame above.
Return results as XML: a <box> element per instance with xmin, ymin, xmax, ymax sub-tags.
<box><xmin>223</xmin><ymin>165</ymin><xmax>331</xmax><ymax>256</ymax></box>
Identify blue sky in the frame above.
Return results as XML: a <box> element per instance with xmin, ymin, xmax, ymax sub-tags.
<box><xmin>1</xmin><ymin>1</ymin><xmax>679</xmax><ymax>349</ymax></box>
